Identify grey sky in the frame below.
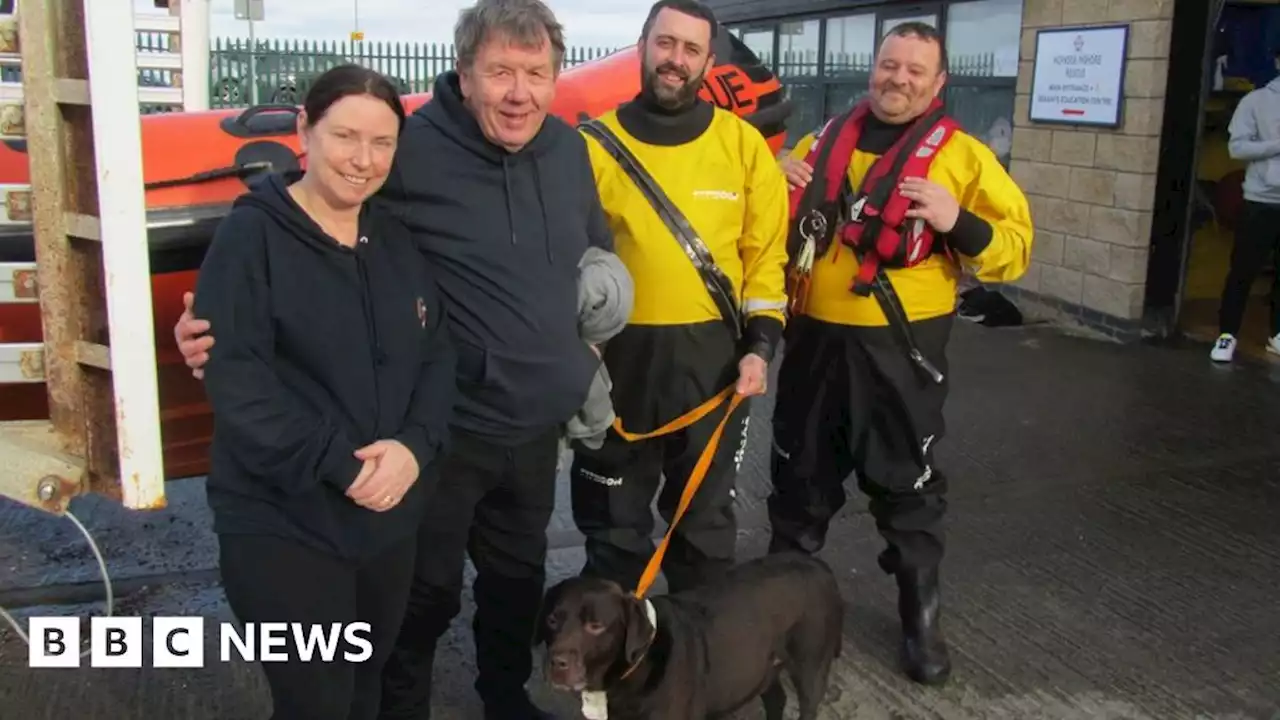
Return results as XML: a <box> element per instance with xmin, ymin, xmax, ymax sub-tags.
<box><xmin>135</xmin><ymin>0</ymin><xmax>654</xmax><ymax>50</ymax></box>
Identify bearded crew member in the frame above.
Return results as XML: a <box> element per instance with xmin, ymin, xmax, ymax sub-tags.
<box><xmin>569</xmin><ymin>0</ymin><xmax>790</xmax><ymax>594</ymax></box>
<box><xmin>770</xmin><ymin>22</ymin><xmax>1033</xmax><ymax>685</ymax></box>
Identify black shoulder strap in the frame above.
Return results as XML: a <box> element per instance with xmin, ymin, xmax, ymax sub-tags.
<box><xmin>842</xmin><ymin>106</ymin><xmax>949</xmax><ymax>385</ymax></box>
<box><xmin>788</xmin><ymin>109</ymin><xmax>856</xmax><ymax>262</ymax></box>
<box><xmin>579</xmin><ymin>118</ymin><xmax>742</xmax><ymax>339</ymax></box>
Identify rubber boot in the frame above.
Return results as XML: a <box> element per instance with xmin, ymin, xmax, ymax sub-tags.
<box><xmin>896</xmin><ymin>565</ymin><xmax>951</xmax><ymax>686</ymax></box>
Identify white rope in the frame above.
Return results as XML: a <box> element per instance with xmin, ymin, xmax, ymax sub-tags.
<box><xmin>0</xmin><ymin>508</ymin><xmax>114</xmax><ymax>657</ymax></box>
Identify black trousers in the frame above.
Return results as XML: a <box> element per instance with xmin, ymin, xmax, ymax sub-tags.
<box><xmin>766</xmin><ymin>313</ymin><xmax>953</xmax><ymax>576</ymax></box>
<box><xmin>218</xmin><ymin>532</ymin><xmax>417</xmax><ymax>720</ymax></box>
<box><xmin>570</xmin><ymin>320</ymin><xmax>748</xmax><ymax>595</ymax></box>
<box><xmin>377</xmin><ymin>425</ymin><xmax>560</xmax><ymax>719</ymax></box>
<box><xmin>1219</xmin><ymin>200</ymin><xmax>1280</xmax><ymax>337</ymax></box>
<box><xmin>570</xmin><ymin>393</ymin><xmax>749</xmax><ymax>594</ymax></box>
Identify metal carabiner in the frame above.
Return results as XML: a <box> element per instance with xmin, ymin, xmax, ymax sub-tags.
<box><xmin>798</xmin><ymin>209</ymin><xmax>827</xmax><ymax>244</ymax></box>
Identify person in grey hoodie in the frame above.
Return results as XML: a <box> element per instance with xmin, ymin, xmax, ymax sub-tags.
<box><xmin>1211</xmin><ymin>61</ymin><xmax>1280</xmax><ymax>363</ymax></box>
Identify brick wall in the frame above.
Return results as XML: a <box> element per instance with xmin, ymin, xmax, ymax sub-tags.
<box><xmin>1003</xmin><ymin>0</ymin><xmax>1174</xmax><ymax>336</ymax></box>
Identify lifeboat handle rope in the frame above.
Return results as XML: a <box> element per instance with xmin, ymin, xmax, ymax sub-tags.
<box><xmin>144</xmin><ymin>151</ymin><xmax>307</xmax><ymax>191</ymax></box>
<box><xmin>0</xmin><ymin>506</ymin><xmax>114</xmax><ymax>658</ymax></box>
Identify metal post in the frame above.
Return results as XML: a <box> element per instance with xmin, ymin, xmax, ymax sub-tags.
<box><xmin>87</xmin><ymin>0</ymin><xmax>165</xmax><ymax>509</ymax></box>
<box><xmin>353</xmin><ymin>0</ymin><xmax>363</xmax><ymax>54</ymax></box>
<box><xmin>247</xmin><ymin>18</ymin><xmax>258</xmax><ymax>105</ymax></box>
<box><xmin>234</xmin><ymin>0</ymin><xmax>264</xmax><ymax>105</ymax></box>
<box><xmin>173</xmin><ymin>0</ymin><xmax>211</xmax><ymax>111</ymax></box>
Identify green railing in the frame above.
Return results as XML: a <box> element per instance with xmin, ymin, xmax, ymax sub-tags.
<box><xmin>134</xmin><ymin>33</ymin><xmax>621</xmax><ymax>110</ymax></box>
<box><xmin>207</xmin><ymin>37</ymin><xmax>621</xmax><ymax>109</ymax></box>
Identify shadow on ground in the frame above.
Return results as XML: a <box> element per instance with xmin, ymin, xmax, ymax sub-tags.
<box><xmin>1</xmin><ymin>321</ymin><xmax>1278</xmax><ymax>719</ymax></box>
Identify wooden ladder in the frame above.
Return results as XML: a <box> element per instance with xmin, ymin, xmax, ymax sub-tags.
<box><xmin>0</xmin><ymin>0</ymin><xmax>166</xmax><ymax>514</ymax></box>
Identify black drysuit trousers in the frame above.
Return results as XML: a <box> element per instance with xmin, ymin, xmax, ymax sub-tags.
<box><xmin>570</xmin><ymin>321</ymin><xmax>749</xmax><ymax>594</ymax></box>
<box><xmin>767</xmin><ymin>313</ymin><xmax>953</xmax><ymax>576</ymax></box>
<box><xmin>377</xmin><ymin>424</ymin><xmax>561</xmax><ymax>719</ymax></box>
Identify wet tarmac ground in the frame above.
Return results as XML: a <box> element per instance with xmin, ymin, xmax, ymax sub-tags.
<box><xmin>1</xmin><ymin>320</ymin><xmax>1278</xmax><ymax>719</ymax></box>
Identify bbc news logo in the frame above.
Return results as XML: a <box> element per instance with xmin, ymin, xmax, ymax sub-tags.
<box><xmin>27</xmin><ymin>617</ymin><xmax>373</xmax><ymax>668</ymax></box>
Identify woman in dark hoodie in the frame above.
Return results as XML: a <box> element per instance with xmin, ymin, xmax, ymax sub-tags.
<box><xmin>192</xmin><ymin>65</ymin><xmax>456</xmax><ymax>720</ymax></box>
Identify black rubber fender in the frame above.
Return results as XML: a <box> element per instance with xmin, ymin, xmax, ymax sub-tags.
<box><xmin>234</xmin><ymin>140</ymin><xmax>302</xmax><ymax>186</ymax></box>
<box><xmin>219</xmin><ymin>103</ymin><xmax>301</xmax><ymax>139</ymax></box>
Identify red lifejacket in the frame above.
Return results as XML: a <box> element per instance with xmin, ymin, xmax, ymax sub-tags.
<box><xmin>787</xmin><ymin>97</ymin><xmax>961</xmax><ymax>296</ymax></box>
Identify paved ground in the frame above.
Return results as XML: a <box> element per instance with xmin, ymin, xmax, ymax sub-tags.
<box><xmin>1</xmin><ymin>318</ymin><xmax>1278</xmax><ymax>719</ymax></box>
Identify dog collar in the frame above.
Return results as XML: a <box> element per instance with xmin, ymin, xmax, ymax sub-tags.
<box><xmin>582</xmin><ymin>599</ymin><xmax>657</xmax><ymax>720</ymax></box>
<box><xmin>619</xmin><ymin>598</ymin><xmax>657</xmax><ymax>679</ymax></box>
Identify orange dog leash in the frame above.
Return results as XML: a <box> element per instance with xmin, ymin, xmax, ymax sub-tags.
<box><xmin>608</xmin><ymin>385</ymin><xmax>746</xmax><ymax>599</ymax></box>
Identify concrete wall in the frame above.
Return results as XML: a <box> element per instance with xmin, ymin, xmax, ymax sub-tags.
<box><xmin>1005</xmin><ymin>0</ymin><xmax>1175</xmax><ymax>336</ymax></box>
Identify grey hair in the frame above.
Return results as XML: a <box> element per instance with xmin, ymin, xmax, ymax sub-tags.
<box><xmin>454</xmin><ymin>0</ymin><xmax>566</xmax><ymax>73</ymax></box>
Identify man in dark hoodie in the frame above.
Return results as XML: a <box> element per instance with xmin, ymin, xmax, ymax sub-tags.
<box><xmin>173</xmin><ymin>1</ymin><xmax>610</xmax><ymax>717</ymax></box>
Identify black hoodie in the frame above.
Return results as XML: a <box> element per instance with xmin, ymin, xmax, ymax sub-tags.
<box><xmin>378</xmin><ymin>71</ymin><xmax>611</xmax><ymax>445</ymax></box>
<box><xmin>194</xmin><ymin>173</ymin><xmax>457</xmax><ymax>561</ymax></box>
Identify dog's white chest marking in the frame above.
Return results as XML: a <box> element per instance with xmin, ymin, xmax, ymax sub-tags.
<box><xmin>582</xmin><ymin>691</ymin><xmax>608</xmax><ymax>720</ymax></box>
<box><xmin>581</xmin><ymin>600</ymin><xmax>657</xmax><ymax>720</ymax></box>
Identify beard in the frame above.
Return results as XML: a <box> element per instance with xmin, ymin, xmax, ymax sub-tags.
<box><xmin>640</xmin><ymin>59</ymin><xmax>705</xmax><ymax>111</ymax></box>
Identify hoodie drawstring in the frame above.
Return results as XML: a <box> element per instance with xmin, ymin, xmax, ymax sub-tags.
<box><xmin>533</xmin><ymin>158</ymin><xmax>553</xmax><ymax>264</ymax></box>
<box><xmin>501</xmin><ymin>157</ymin><xmax>517</xmax><ymax>245</ymax></box>
<box><xmin>500</xmin><ymin>155</ymin><xmax>554</xmax><ymax>263</ymax></box>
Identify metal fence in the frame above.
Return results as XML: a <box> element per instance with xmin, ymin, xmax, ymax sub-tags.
<box><xmin>132</xmin><ymin>34</ymin><xmax>1007</xmax><ymax>112</ymax></box>
<box><xmin>136</xmin><ymin>33</ymin><xmax>621</xmax><ymax>110</ymax></box>
<box><xmin>766</xmin><ymin>50</ymin><xmax>1003</xmax><ymax>78</ymax></box>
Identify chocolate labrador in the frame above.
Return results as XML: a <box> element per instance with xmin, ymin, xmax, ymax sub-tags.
<box><xmin>535</xmin><ymin>552</ymin><xmax>843</xmax><ymax>720</ymax></box>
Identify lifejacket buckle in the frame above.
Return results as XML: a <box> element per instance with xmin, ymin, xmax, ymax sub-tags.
<box><xmin>846</xmin><ymin>196</ymin><xmax>867</xmax><ymax>223</ymax></box>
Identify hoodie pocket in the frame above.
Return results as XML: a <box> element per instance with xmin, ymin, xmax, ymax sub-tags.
<box><xmin>1263</xmin><ymin>157</ymin><xmax>1280</xmax><ymax>193</ymax></box>
<box><xmin>452</xmin><ymin>336</ymin><xmax>489</xmax><ymax>386</ymax></box>
<box><xmin>481</xmin><ymin>341</ymin><xmax>600</xmax><ymax>425</ymax></box>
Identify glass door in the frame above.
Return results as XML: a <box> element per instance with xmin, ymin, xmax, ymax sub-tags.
<box><xmin>822</xmin><ymin>12</ymin><xmax>877</xmax><ymax>122</ymax></box>
<box><xmin>877</xmin><ymin>4</ymin><xmax>942</xmax><ymax>37</ymax></box>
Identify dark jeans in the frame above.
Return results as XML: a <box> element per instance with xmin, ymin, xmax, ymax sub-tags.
<box><xmin>378</xmin><ymin>426</ymin><xmax>560</xmax><ymax>719</ymax></box>
<box><xmin>766</xmin><ymin>314</ymin><xmax>953</xmax><ymax>576</ymax></box>
<box><xmin>218</xmin><ymin>533</ymin><xmax>417</xmax><ymax>720</ymax></box>
<box><xmin>1219</xmin><ymin>199</ymin><xmax>1280</xmax><ymax>337</ymax></box>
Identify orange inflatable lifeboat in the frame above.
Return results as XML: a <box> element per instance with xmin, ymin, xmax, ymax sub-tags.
<box><xmin>0</xmin><ymin>33</ymin><xmax>791</xmax><ymax>480</ymax></box>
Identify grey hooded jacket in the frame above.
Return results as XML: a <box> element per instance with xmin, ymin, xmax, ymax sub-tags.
<box><xmin>564</xmin><ymin>246</ymin><xmax>633</xmax><ymax>449</ymax></box>
<box><xmin>1229</xmin><ymin>76</ymin><xmax>1280</xmax><ymax>205</ymax></box>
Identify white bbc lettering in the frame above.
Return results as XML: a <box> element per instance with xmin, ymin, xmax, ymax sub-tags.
<box><xmin>342</xmin><ymin>623</ymin><xmax>373</xmax><ymax>662</ymax></box>
<box><xmin>221</xmin><ymin>622</ymin><xmax>373</xmax><ymax>663</ymax></box>
<box><xmin>25</xmin><ymin>616</ymin><xmax>373</xmax><ymax>667</ymax></box>
<box><xmin>153</xmin><ymin>616</ymin><xmax>205</xmax><ymax>668</ymax></box>
<box><xmin>90</xmin><ymin>616</ymin><xmax>143</xmax><ymax>668</ymax></box>
<box><xmin>291</xmin><ymin>622</ymin><xmax>373</xmax><ymax>662</ymax></box>
<box><xmin>28</xmin><ymin>616</ymin><xmax>81</xmax><ymax>668</ymax></box>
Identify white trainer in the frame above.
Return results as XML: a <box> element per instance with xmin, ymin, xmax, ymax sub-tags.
<box><xmin>1210</xmin><ymin>334</ymin><xmax>1237</xmax><ymax>363</ymax></box>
